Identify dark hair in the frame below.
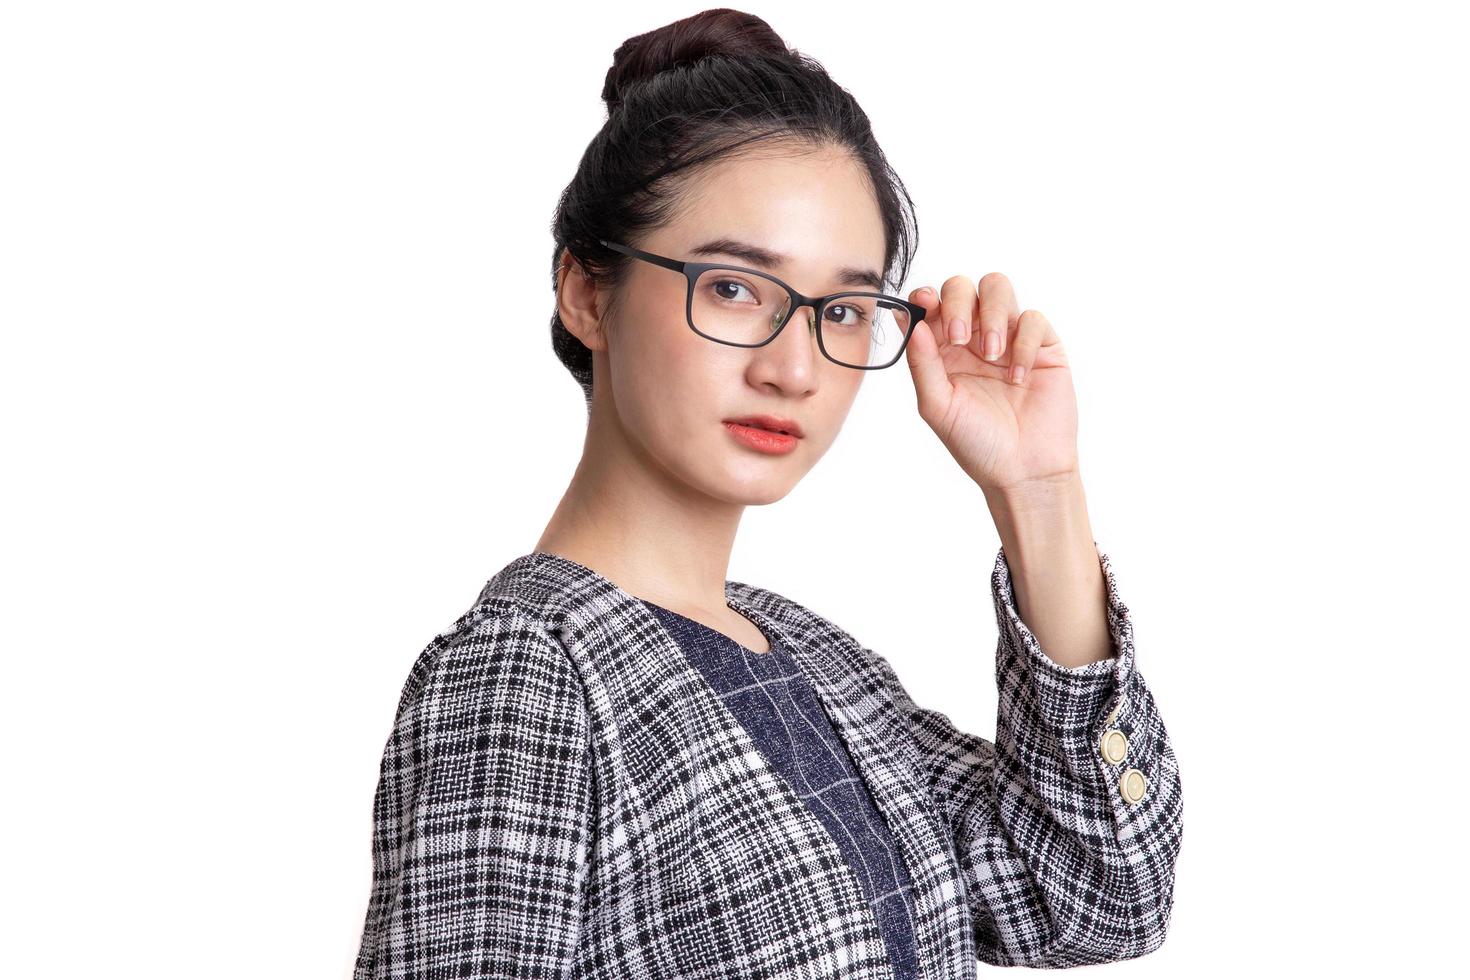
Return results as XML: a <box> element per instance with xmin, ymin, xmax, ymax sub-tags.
<box><xmin>548</xmin><ymin>8</ymin><xmax>919</xmax><ymax>408</ymax></box>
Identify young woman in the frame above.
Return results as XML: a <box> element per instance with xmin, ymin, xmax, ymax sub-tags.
<box><xmin>353</xmin><ymin>9</ymin><xmax>1183</xmax><ymax>978</ymax></box>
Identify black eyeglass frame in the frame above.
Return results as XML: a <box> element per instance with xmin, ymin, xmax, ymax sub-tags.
<box><xmin>597</xmin><ymin>238</ymin><xmax>925</xmax><ymax>370</ymax></box>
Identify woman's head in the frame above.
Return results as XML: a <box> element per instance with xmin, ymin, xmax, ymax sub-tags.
<box><xmin>549</xmin><ymin>8</ymin><xmax>919</xmax><ymax>506</ymax></box>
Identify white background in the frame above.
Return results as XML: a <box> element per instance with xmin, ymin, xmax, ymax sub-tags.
<box><xmin>4</xmin><ymin>1</ymin><xmax>1465</xmax><ymax>976</ymax></box>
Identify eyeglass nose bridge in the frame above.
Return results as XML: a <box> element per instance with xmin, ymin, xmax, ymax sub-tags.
<box><xmin>776</xmin><ymin>296</ymin><xmax>823</xmax><ymax>334</ymax></box>
<box><xmin>769</xmin><ymin>290</ymin><xmax>824</xmax><ymax>339</ymax></box>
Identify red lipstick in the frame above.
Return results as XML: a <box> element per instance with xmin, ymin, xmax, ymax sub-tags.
<box><xmin>722</xmin><ymin>414</ymin><xmax>803</xmax><ymax>455</ymax></box>
<box><xmin>723</xmin><ymin>414</ymin><xmax>804</xmax><ymax>437</ymax></box>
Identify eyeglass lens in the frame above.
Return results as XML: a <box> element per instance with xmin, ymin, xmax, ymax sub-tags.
<box><xmin>691</xmin><ymin>267</ymin><xmax>912</xmax><ymax>368</ymax></box>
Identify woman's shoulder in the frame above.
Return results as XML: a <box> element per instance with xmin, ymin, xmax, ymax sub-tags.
<box><xmin>391</xmin><ymin>581</ymin><xmax>580</xmax><ymax>728</ymax></box>
<box><xmin>726</xmin><ymin>578</ymin><xmax>880</xmax><ymax>674</ymax></box>
<box><xmin>726</xmin><ymin>578</ymin><xmax>851</xmax><ymax>637</ymax></box>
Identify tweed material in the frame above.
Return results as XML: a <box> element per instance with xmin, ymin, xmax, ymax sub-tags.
<box><xmin>642</xmin><ymin>599</ymin><xmax>922</xmax><ymax>978</ymax></box>
<box><xmin>352</xmin><ymin>543</ymin><xmax>1183</xmax><ymax>978</ymax></box>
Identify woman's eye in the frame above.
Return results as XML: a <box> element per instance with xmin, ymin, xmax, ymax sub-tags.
<box><xmin>712</xmin><ymin>280</ymin><xmax>755</xmax><ymax>303</ymax></box>
<box><xmin>825</xmin><ymin>304</ymin><xmax>868</xmax><ymax>327</ymax></box>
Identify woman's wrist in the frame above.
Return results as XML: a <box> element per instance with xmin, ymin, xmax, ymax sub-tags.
<box><xmin>981</xmin><ymin>470</ymin><xmax>1115</xmax><ymax>669</ymax></box>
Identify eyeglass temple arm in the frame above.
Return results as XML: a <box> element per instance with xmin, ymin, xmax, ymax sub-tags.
<box><xmin>597</xmin><ymin>238</ymin><xmax>686</xmax><ymax>274</ymax></box>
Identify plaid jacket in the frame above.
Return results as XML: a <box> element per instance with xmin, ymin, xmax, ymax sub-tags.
<box><xmin>353</xmin><ymin>544</ymin><xmax>1183</xmax><ymax>978</ymax></box>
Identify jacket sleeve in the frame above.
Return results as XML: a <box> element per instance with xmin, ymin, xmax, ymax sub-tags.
<box><xmin>353</xmin><ymin>606</ymin><xmax>594</xmax><ymax>980</ymax></box>
<box><xmin>866</xmin><ymin>542</ymin><xmax>1183</xmax><ymax>968</ymax></box>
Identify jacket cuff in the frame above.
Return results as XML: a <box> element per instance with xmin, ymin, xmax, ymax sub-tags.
<box><xmin>991</xmin><ymin>541</ymin><xmax>1138</xmax><ymax>742</ymax></box>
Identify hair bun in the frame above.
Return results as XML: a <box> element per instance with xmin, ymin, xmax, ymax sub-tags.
<box><xmin>602</xmin><ymin>8</ymin><xmax>793</xmax><ymax>112</ymax></box>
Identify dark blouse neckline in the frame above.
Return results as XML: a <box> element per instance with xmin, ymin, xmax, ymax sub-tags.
<box><xmin>639</xmin><ymin>597</ymin><xmax>779</xmax><ymax>656</ymax></box>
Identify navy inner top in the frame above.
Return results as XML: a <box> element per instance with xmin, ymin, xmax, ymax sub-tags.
<box><xmin>642</xmin><ymin>599</ymin><xmax>921</xmax><ymax>980</ymax></box>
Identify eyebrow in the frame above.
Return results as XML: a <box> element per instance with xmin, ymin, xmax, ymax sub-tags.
<box><xmin>687</xmin><ymin>237</ymin><xmax>886</xmax><ymax>292</ymax></box>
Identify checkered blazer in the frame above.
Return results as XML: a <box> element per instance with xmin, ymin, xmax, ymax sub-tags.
<box><xmin>353</xmin><ymin>543</ymin><xmax>1183</xmax><ymax>978</ymax></box>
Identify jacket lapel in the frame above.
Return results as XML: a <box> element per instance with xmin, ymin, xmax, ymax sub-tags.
<box><xmin>726</xmin><ymin>584</ymin><xmax>977</xmax><ymax>980</ymax></box>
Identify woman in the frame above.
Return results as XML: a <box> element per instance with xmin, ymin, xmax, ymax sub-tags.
<box><xmin>353</xmin><ymin>8</ymin><xmax>1183</xmax><ymax>978</ymax></box>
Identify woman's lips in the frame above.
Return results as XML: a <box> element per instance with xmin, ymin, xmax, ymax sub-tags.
<box><xmin>724</xmin><ymin>414</ymin><xmax>803</xmax><ymax>437</ymax></box>
<box><xmin>723</xmin><ymin>420</ymin><xmax>799</xmax><ymax>455</ymax></box>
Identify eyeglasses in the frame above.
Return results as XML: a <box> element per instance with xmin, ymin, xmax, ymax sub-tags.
<box><xmin>598</xmin><ymin>239</ymin><xmax>924</xmax><ymax>370</ymax></box>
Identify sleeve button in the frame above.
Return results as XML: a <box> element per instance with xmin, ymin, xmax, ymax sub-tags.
<box><xmin>1119</xmin><ymin>767</ymin><xmax>1148</xmax><ymax>804</ymax></box>
<box><xmin>1100</xmin><ymin>728</ymin><xmax>1129</xmax><ymax>765</ymax></box>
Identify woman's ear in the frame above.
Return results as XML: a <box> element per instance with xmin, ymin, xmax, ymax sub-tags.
<box><xmin>557</xmin><ymin>250</ymin><xmax>609</xmax><ymax>352</ymax></box>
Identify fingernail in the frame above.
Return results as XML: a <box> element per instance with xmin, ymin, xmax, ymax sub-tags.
<box><xmin>1010</xmin><ymin>364</ymin><xmax>1025</xmax><ymax>385</ymax></box>
<box><xmin>984</xmin><ymin>332</ymin><xmax>1000</xmax><ymax>360</ymax></box>
<box><xmin>949</xmin><ymin>317</ymin><xmax>966</xmax><ymax>344</ymax></box>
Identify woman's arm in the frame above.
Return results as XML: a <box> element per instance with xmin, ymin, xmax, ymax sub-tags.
<box><xmin>982</xmin><ymin>469</ymin><xmax>1115</xmax><ymax>670</ymax></box>
<box><xmin>867</xmin><ymin>543</ymin><xmax>1184</xmax><ymax>968</ymax></box>
<box><xmin>353</xmin><ymin>607</ymin><xmax>593</xmax><ymax>979</ymax></box>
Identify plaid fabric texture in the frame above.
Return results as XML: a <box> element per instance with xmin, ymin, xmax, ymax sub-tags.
<box><xmin>353</xmin><ymin>543</ymin><xmax>1183</xmax><ymax>978</ymax></box>
<box><xmin>642</xmin><ymin>599</ymin><xmax>923</xmax><ymax>978</ymax></box>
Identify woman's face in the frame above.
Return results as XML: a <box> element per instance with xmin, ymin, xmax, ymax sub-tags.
<box><xmin>593</xmin><ymin>145</ymin><xmax>889</xmax><ymax>506</ymax></box>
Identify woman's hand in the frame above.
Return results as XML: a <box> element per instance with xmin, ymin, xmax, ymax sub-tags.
<box><xmin>902</xmin><ymin>272</ymin><xmax>1080</xmax><ymax>493</ymax></box>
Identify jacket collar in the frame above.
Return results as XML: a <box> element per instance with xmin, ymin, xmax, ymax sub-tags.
<box><xmin>479</xmin><ymin>551</ymin><xmax>976</xmax><ymax>979</ymax></box>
